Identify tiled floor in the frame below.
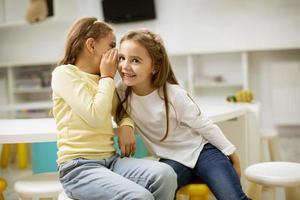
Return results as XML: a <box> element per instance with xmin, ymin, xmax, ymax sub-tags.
<box><xmin>1</xmin><ymin>134</ymin><xmax>300</xmax><ymax>200</ymax></box>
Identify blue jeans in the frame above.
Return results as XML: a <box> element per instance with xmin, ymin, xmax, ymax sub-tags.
<box><xmin>160</xmin><ymin>143</ymin><xmax>249</xmax><ymax>200</ymax></box>
<box><xmin>59</xmin><ymin>155</ymin><xmax>177</xmax><ymax>200</ymax></box>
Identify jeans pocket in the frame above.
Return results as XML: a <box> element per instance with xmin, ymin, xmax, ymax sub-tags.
<box><xmin>59</xmin><ymin>159</ymin><xmax>79</xmax><ymax>179</ymax></box>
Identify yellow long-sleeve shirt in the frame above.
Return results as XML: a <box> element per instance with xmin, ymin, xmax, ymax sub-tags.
<box><xmin>51</xmin><ymin>64</ymin><xmax>133</xmax><ymax>164</ymax></box>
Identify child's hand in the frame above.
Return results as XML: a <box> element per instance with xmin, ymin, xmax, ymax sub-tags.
<box><xmin>99</xmin><ymin>49</ymin><xmax>118</xmax><ymax>78</ymax></box>
<box><xmin>228</xmin><ymin>152</ymin><xmax>241</xmax><ymax>178</ymax></box>
<box><xmin>117</xmin><ymin>125</ymin><xmax>136</xmax><ymax>157</ymax></box>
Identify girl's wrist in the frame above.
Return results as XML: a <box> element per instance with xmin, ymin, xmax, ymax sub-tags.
<box><xmin>100</xmin><ymin>75</ymin><xmax>114</xmax><ymax>79</ymax></box>
<box><xmin>228</xmin><ymin>153</ymin><xmax>240</xmax><ymax>162</ymax></box>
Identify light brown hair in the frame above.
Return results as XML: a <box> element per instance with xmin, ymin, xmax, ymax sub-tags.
<box><xmin>116</xmin><ymin>30</ymin><xmax>178</xmax><ymax>141</ymax></box>
<box><xmin>58</xmin><ymin>17</ymin><xmax>113</xmax><ymax>65</ymax></box>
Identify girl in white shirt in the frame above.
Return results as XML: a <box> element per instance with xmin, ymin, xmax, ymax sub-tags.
<box><xmin>116</xmin><ymin>29</ymin><xmax>250</xmax><ymax>200</ymax></box>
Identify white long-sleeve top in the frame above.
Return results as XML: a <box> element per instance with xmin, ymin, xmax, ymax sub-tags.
<box><xmin>117</xmin><ymin>83</ymin><xmax>236</xmax><ymax>168</ymax></box>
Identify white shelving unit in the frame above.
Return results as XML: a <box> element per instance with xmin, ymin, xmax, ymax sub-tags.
<box><xmin>170</xmin><ymin>52</ymin><xmax>248</xmax><ymax>101</ymax></box>
<box><xmin>170</xmin><ymin>49</ymin><xmax>300</xmax><ymax>128</ymax></box>
<box><xmin>0</xmin><ymin>62</ymin><xmax>55</xmax><ymax>119</ymax></box>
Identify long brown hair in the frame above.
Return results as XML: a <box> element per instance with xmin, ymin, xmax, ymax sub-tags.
<box><xmin>116</xmin><ymin>30</ymin><xmax>178</xmax><ymax>141</ymax></box>
<box><xmin>58</xmin><ymin>17</ymin><xmax>113</xmax><ymax>65</ymax></box>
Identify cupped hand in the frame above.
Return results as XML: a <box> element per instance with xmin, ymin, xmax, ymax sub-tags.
<box><xmin>99</xmin><ymin>49</ymin><xmax>118</xmax><ymax>78</ymax></box>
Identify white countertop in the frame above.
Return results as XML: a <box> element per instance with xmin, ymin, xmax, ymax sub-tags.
<box><xmin>0</xmin><ymin>118</ymin><xmax>57</xmax><ymax>143</ymax></box>
<box><xmin>0</xmin><ymin>104</ymin><xmax>247</xmax><ymax>144</ymax></box>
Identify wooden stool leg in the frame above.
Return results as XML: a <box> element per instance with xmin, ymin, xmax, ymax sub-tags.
<box><xmin>247</xmin><ymin>182</ymin><xmax>262</xmax><ymax>200</ymax></box>
<box><xmin>17</xmin><ymin>143</ymin><xmax>28</xmax><ymax>169</ymax></box>
<box><xmin>1</xmin><ymin>144</ymin><xmax>11</xmax><ymax>168</ymax></box>
<box><xmin>268</xmin><ymin>137</ymin><xmax>281</xmax><ymax>161</ymax></box>
<box><xmin>285</xmin><ymin>186</ymin><xmax>300</xmax><ymax>200</ymax></box>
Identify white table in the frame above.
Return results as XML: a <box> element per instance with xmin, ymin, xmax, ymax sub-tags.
<box><xmin>0</xmin><ymin>118</ymin><xmax>57</xmax><ymax>144</ymax></box>
<box><xmin>0</xmin><ymin>104</ymin><xmax>246</xmax><ymax>144</ymax></box>
<box><xmin>0</xmin><ymin>103</ymin><xmax>260</xmax><ymax>191</ymax></box>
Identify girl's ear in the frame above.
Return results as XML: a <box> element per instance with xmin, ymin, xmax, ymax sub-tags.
<box><xmin>152</xmin><ymin>66</ymin><xmax>158</xmax><ymax>74</ymax></box>
<box><xmin>85</xmin><ymin>38</ymin><xmax>95</xmax><ymax>54</ymax></box>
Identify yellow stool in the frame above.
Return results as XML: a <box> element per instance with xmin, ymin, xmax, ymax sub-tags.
<box><xmin>176</xmin><ymin>183</ymin><xmax>210</xmax><ymax>200</ymax></box>
<box><xmin>0</xmin><ymin>178</ymin><xmax>7</xmax><ymax>200</ymax></box>
<box><xmin>1</xmin><ymin>144</ymin><xmax>28</xmax><ymax>169</ymax></box>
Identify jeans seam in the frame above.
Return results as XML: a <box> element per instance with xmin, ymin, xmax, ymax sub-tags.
<box><xmin>179</xmin><ymin>167</ymin><xmax>191</xmax><ymax>176</ymax></box>
<box><xmin>128</xmin><ymin>176</ymin><xmax>156</xmax><ymax>185</ymax></box>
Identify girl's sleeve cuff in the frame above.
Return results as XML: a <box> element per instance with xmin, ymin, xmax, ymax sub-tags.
<box><xmin>119</xmin><ymin>118</ymin><xmax>134</xmax><ymax>129</ymax></box>
<box><xmin>222</xmin><ymin>145</ymin><xmax>237</xmax><ymax>156</ymax></box>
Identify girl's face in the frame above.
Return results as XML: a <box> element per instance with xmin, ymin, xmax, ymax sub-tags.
<box><xmin>118</xmin><ymin>40</ymin><xmax>154</xmax><ymax>94</ymax></box>
<box><xmin>93</xmin><ymin>32</ymin><xmax>116</xmax><ymax>73</ymax></box>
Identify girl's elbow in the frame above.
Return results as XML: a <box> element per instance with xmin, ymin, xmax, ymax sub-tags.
<box><xmin>87</xmin><ymin>113</ymin><xmax>111</xmax><ymax>128</ymax></box>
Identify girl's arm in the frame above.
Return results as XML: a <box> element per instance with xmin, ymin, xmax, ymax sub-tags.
<box><xmin>175</xmin><ymin>89</ymin><xmax>242</xmax><ymax>176</ymax></box>
<box><xmin>112</xmin><ymin>91</ymin><xmax>136</xmax><ymax>157</ymax></box>
<box><xmin>228</xmin><ymin>152</ymin><xmax>242</xmax><ymax>177</ymax></box>
<box><xmin>52</xmin><ymin>49</ymin><xmax>118</xmax><ymax>128</ymax></box>
<box><xmin>175</xmin><ymin>89</ymin><xmax>236</xmax><ymax>156</ymax></box>
<box><xmin>52</xmin><ymin>67</ymin><xmax>114</xmax><ymax>128</ymax></box>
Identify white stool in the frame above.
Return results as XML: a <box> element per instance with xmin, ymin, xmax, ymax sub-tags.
<box><xmin>260</xmin><ymin>128</ymin><xmax>281</xmax><ymax>161</ymax></box>
<box><xmin>14</xmin><ymin>172</ymin><xmax>63</xmax><ymax>200</ymax></box>
<box><xmin>245</xmin><ymin>162</ymin><xmax>300</xmax><ymax>200</ymax></box>
<box><xmin>58</xmin><ymin>191</ymin><xmax>73</xmax><ymax>200</ymax></box>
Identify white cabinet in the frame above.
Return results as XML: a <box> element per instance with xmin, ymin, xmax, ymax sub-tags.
<box><xmin>0</xmin><ymin>62</ymin><xmax>55</xmax><ymax>119</ymax></box>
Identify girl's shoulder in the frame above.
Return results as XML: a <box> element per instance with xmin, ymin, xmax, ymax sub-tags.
<box><xmin>52</xmin><ymin>65</ymin><xmax>84</xmax><ymax>80</ymax></box>
<box><xmin>166</xmin><ymin>83</ymin><xmax>188</xmax><ymax>97</ymax></box>
<box><xmin>52</xmin><ymin>64</ymin><xmax>76</xmax><ymax>75</ymax></box>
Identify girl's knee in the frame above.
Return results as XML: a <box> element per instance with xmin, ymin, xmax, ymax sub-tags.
<box><xmin>156</xmin><ymin>162</ymin><xmax>177</xmax><ymax>181</ymax></box>
<box><xmin>131</xmin><ymin>189</ymin><xmax>154</xmax><ymax>200</ymax></box>
<box><xmin>155</xmin><ymin>163</ymin><xmax>178</xmax><ymax>192</ymax></box>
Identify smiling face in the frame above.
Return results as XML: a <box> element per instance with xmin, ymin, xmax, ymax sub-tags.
<box><xmin>118</xmin><ymin>40</ymin><xmax>155</xmax><ymax>95</ymax></box>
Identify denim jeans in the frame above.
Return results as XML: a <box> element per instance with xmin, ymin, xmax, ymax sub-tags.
<box><xmin>160</xmin><ymin>143</ymin><xmax>249</xmax><ymax>200</ymax></box>
<box><xmin>59</xmin><ymin>155</ymin><xmax>177</xmax><ymax>200</ymax></box>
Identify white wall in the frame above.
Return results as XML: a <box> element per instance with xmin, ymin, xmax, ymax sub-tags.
<box><xmin>0</xmin><ymin>0</ymin><xmax>300</xmax><ymax>130</ymax></box>
<box><xmin>77</xmin><ymin>0</ymin><xmax>300</xmax><ymax>54</ymax></box>
<box><xmin>1</xmin><ymin>0</ymin><xmax>300</xmax><ymax>63</ymax></box>
<box><xmin>249</xmin><ymin>50</ymin><xmax>300</xmax><ymax>129</ymax></box>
